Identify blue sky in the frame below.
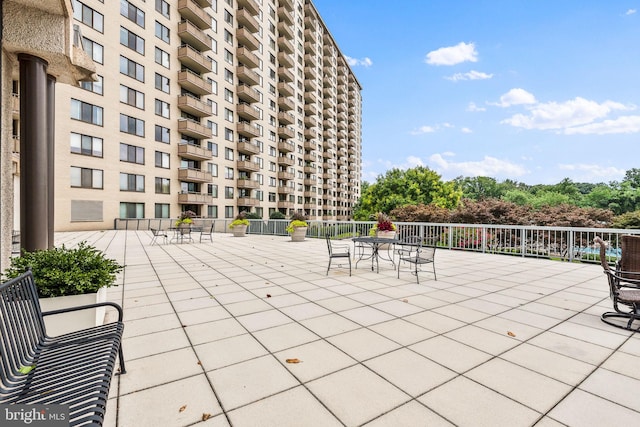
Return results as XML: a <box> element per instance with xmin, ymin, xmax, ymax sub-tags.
<box><xmin>311</xmin><ymin>0</ymin><xmax>640</xmax><ymax>185</ymax></box>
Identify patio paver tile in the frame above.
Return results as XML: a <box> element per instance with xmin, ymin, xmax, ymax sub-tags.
<box><xmin>362</xmin><ymin>400</ymin><xmax>454</xmax><ymax>427</ymax></box>
<box><xmin>327</xmin><ymin>328</ymin><xmax>401</xmax><ymax>361</ymax></box>
<box><xmin>410</xmin><ymin>335</ymin><xmax>492</xmax><ymax>374</ymax></box>
<box><xmin>274</xmin><ymin>339</ymin><xmax>357</xmax><ymax>383</ymax></box>
<box><xmin>195</xmin><ymin>333</ymin><xmax>269</xmax><ymax>371</ymax></box>
<box><xmin>547</xmin><ymin>389</ymin><xmax>640</xmax><ymax>426</ymax></box>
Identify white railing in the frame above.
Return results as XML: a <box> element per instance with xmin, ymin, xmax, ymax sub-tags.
<box><xmin>112</xmin><ymin>219</ymin><xmax>639</xmax><ymax>264</ymax></box>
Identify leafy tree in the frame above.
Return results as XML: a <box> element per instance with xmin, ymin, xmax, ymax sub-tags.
<box><xmin>612</xmin><ymin>210</ymin><xmax>640</xmax><ymax>229</ymax></box>
<box><xmin>623</xmin><ymin>168</ymin><xmax>640</xmax><ymax>188</ymax></box>
<box><xmin>353</xmin><ymin>167</ymin><xmax>461</xmax><ymax>220</ymax></box>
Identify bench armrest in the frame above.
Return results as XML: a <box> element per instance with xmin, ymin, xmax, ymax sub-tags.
<box><xmin>42</xmin><ymin>301</ymin><xmax>124</xmax><ymax>322</ymax></box>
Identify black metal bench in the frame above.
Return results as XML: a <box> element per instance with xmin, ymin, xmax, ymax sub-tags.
<box><xmin>0</xmin><ymin>271</ymin><xmax>125</xmax><ymax>426</ymax></box>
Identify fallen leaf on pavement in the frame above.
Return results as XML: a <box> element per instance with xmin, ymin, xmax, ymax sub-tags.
<box><xmin>286</xmin><ymin>358</ymin><xmax>301</xmax><ymax>364</ymax></box>
<box><xmin>507</xmin><ymin>331</ymin><xmax>516</xmax><ymax>337</ymax></box>
<box><xmin>179</xmin><ymin>405</ymin><xmax>187</xmax><ymax>413</ymax></box>
<box><xmin>202</xmin><ymin>413</ymin><xmax>212</xmax><ymax>421</ymax></box>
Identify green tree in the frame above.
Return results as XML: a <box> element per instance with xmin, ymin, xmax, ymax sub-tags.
<box><xmin>623</xmin><ymin>168</ymin><xmax>640</xmax><ymax>188</ymax></box>
<box><xmin>353</xmin><ymin>167</ymin><xmax>461</xmax><ymax>220</ymax></box>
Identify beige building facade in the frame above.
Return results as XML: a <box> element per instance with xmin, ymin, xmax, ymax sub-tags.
<box><xmin>46</xmin><ymin>0</ymin><xmax>362</xmax><ymax>231</ymax></box>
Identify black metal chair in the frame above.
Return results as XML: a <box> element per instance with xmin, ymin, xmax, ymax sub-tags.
<box><xmin>199</xmin><ymin>223</ymin><xmax>214</xmax><ymax>243</ymax></box>
<box><xmin>326</xmin><ymin>234</ymin><xmax>351</xmax><ymax>276</ymax></box>
<box><xmin>397</xmin><ymin>240</ymin><xmax>436</xmax><ymax>283</ymax></box>
<box><xmin>595</xmin><ymin>236</ymin><xmax>640</xmax><ymax>331</ymax></box>
<box><xmin>150</xmin><ymin>228</ymin><xmax>168</xmax><ymax>245</ymax></box>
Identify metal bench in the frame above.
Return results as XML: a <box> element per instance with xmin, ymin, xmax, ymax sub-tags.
<box><xmin>0</xmin><ymin>271</ymin><xmax>125</xmax><ymax>426</ymax></box>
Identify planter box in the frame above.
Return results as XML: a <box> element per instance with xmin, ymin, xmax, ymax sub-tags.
<box><xmin>376</xmin><ymin>230</ymin><xmax>396</xmax><ymax>249</ymax></box>
<box><xmin>290</xmin><ymin>226</ymin><xmax>308</xmax><ymax>242</ymax></box>
<box><xmin>232</xmin><ymin>224</ymin><xmax>248</xmax><ymax>237</ymax></box>
<box><xmin>38</xmin><ymin>287</ymin><xmax>107</xmax><ymax>336</ymax></box>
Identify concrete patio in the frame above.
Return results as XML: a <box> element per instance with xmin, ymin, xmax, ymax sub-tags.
<box><xmin>56</xmin><ymin>230</ymin><xmax>640</xmax><ymax>427</ymax></box>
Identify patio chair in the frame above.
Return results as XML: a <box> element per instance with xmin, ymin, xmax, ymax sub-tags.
<box><xmin>150</xmin><ymin>228</ymin><xmax>168</xmax><ymax>245</ymax></box>
<box><xmin>619</xmin><ymin>235</ymin><xmax>640</xmax><ymax>282</ymax></box>
<box><xmin>397</xmin><ymin>240</ymin><xmax>436</xmax><ymax>284</ymax></box>
<box><xmin>326</xmin><ymin>234</ymin><xmax>351</xmax><ymax>276</ymax></box>
<box><xmin>200</xmin><ymin>223</ymin><xmax>214</xmax><ymax>243</ymax></box>
<box><xmin>594</xmin><ymin>236</ymin><xmax>640</xmax><ymax>331</ymax></box>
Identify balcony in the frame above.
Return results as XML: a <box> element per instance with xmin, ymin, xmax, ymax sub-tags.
<box><xmin>237</xmin><ymin>178</ymin><xmax>259</xmax><ymax>189</ymax></box>
<box><xmin>303</xmin><ymin>128</ymin><xmax>316</xmax><ymax>139</ymax></box>
<box><xmin>237</xmin><ymin>47</ymin><xmax>260</xmax><ymax>68</ymax></box>
<box><xmin>304</xmin><ymin>66</ymin><xmax>317</xmax><ymax>78</ymax></box>
<box><xmin>178</xmin><ymin>20</ymin><xmax>211</xmax><ymax>52</ymax></box>
<box><xmin>237</xmin><ymin>122</ymin><xmax>260</xmax><ymax>138</ymax></box>
<box><xmin>237</xmin><ymin>27</ymin><xmax>260</xmax><ymax>51</ymax></box>
<box><xmin>277</xmin><ymin>140</ymin><xmax>295</xmax><ymax>153</ymax></box>
<box><xmin>178</xmin><ymin>168</ymin><xmax>212</xmax><ymax>183</ymax></box>
<box><xmin>277</xmin><ymin>36</ymin><xmax>294</xmax><ymax>53</ymax></box>
<box><xmin>304</xmin><ymin>116</ymin><xmax>317</xmax><ymax>127</ymax></box>
<box><xmin>237</xmin><ymin>0</ymin><xmax>260</xmax><ymax>15</ymax></box>
<box><xmin>278</xmin><ymin>67</ymin><xmax>294</xmax><ymax>82</ymax></box>
<box><xmin>276</xmin><ymin>201</ymin><xmax>294</xmax><ymax>209</ymax></box>
<box><xmin>237</xmin><ymin>84</ymin><xmax>260</xmax><ymax>103</ymax></box>
<box><xmin>277</xmin><ymin>52</ymin><xmax>293</xmax><ymax>68</ymax></box>
<box><xmin>237</xmin><ymin>140</ymin><xmax>260</xmax><ymax>155</ymax></box>
<box><xmin>178</xmin><ymin>119</ymin><xmax>212</xmax><ymax>139</ymax></box>
<box><xmin>277</xmin><ymin>81</ymin><xmax>294</xmax><ymax>97</ymax></box>
<box><xmin>237</xmin><ymin>103</ymin><xmax>260</xmax><ymax>121</ymax></box>
<box><xmin>304</xmin><ymin>90</ymin><xmax>317</xmax><ymax>103</ymax></box>
<box><xmin>304</xmin><ymin>54</ymin><xmax>317</xmax><ymax>67</ymax></box>
<box><xmin>304</xmin><ymin>28</ymin><xmax>316</xmax><ymax>43</ymax></box>
<box><xmin>303</xmin><ymin>165</ymin><xmax>316</xmax><ymax>174</ymax></box>
<box><xmin>277</xmin><ymin>7</ymin><xmax>294</xmax><ymax>25</ymax></box>
<box><xmin>237</xmin><ymin>65</ymin><xmax>260</xmax><ymax>86</ymax></box>
<box><xmin>304</xmin><ymin>78</ymin><xmax>317</xmax><ymax>92</ymax></box>
<box><xmin>237</xmin><ymin>9</ymin><xmax>259</xmax><ymax>33</ymax></box>
<box><xmin>177</xmin><ymin>94</ymin><xmax>212</xmax><ymax>117</ymax></box>
<box><xmin>304</xmin><ymin>140</ymin><xmax>317</xmax><ymax>150</ymax></box>
<box><xmin>303</xmin><ymin>178</ymin><xmax>317</xmax><ymax>186</ymax></box>
<box><xmin>277</xmin><ymin>111</ymin><xmax>294</xmax><ymax>125</ymax></box>
<box><xmin>237</xmin><ymin>160</ymin><xmax>259</xmax><ymax>172</ymax></box>
<box><xmin>177</xmin><ymin>45</ymin><xmax>212</xmax><ymax>74</ymax></box>
<box><xmin>178</xmin><ymin>192</ymin><xmax>212</xmax><ymax>205</ymax></box>
<box><xmin>238</xmin><ymin>197</ymin><xmax>260</xmax><ymax>207</ymax></box>
<box><xmin>178</xmin><ymin>143</ymin><xmax>212</xmax><ymax>161</ymax></box>
<box><xmin>277</xmin><ymin>171</ymin><xmax>294</xmax><ymax>181</ymax></box>
<box><xmin>277</xmin><ymin>185</ymin><xmax>294</xmax><ymax>194</ymax></box>
<box><xmin>177</xmin><ymin>0</ymin><xmax>211</xmax><ymax>30</ymax></box>
<box><xmin>304</xmin><ymin>40</ymin><xmax>316</xmax><ymax>54</ymax></box>
<box><xmin>178</xmin><ymin>70</ymin><xmax>212</xmax><ymax>96</ymax></box>
<box><xmin>277</xmin><ymin>126</ymin><xmax>295</xmax><ymax>139</ymax></box>
<box><xmin>278</xmin><ymin>96</ymin><xmax>294</xmax><ymax>111</ymax></box>
<box><xmin>278</xmin><ymin>22</ymin><xmax>294</xmax><ymax>40</ymax></box>
<box><xmin>277</xmin><ymin>156</ymin><xmax>294</xmax><ymax>167</ymax></box>
<box><xmin>304</xmin><ymin>102</ymin><xmax>317</xmax><ymax>115</ymax></box>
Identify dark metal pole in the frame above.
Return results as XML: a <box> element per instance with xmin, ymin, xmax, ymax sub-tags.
<box><xmin>19</xmin><ymin>54</ymin><xmax>49</xmax><ymax>252</ymax></box>
<box><xmin>47</xmin><ymin>75</ymin><xmax>56</xmax><ymax>249</ymax></box>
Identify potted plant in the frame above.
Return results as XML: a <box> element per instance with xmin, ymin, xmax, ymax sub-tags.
<box><xmin>2</xmin><ymin>241</ymin><xmax>124</xmax><ymax>334</ymax></box>
<box><xmin>229</xmin><ymin>211</ymin><xmax>250</xmax><ymax>237</ymax></box>
<box><xmin>286</xmin><ymin>212</ymin><xmax>309</xmax><ymax>242</ymax></box>
<box><xmin>370</xmin><ymin>212</ymin><xmax>397</xmax><ymax>239</ymax></box>
<box><xmin>175</xmin><ymin>210</ymin><xmax>196</xmax><ymax>228</ymax></box>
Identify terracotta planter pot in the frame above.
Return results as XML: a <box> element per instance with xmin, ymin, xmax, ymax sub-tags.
<box><xmin>290</xmin><ymin>226</ymin><xmax>308</xmax><ymax>242</ymax></box>
<box><xmin>232</xmin><ymin>224</ymin><xmax>247</xmax><ymax>237</ymax></box>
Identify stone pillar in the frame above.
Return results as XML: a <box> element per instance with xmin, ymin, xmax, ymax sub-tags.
<box><xmin>19</xmin><ymin>54</ymin><xmax>49</xmax><ymax>252</ymax></box>
<box><xmin>47</xmin><ymin>74</ymin><xmax>56</xmax><ymax>249</ymax></box>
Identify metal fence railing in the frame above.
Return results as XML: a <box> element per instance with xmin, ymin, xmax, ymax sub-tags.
<box><xmin>112</xmin><ymin>218</ymin><xmax>640</xmax><ymax>265</ymax></box>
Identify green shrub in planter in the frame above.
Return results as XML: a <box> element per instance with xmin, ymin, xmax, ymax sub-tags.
<box><xmin>2</xmin><ymin>242</ymin><xmax>124</xmax><ymax>297</ymax></box>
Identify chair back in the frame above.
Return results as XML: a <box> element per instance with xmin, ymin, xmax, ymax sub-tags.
<box><xmin>620</xmin><ymin>235</ymin><xmax>640</xmax><ymax>282</ymax></box>
<box><xmin>325</xmin><ymin>234</ymin><xmax>333</xmax><ymax>255</ymax></box>
<box><xmin>595</xmin><ymin>236</ymin><xmax>624</xmax><ymax>300</ymax></box>
<box><xmin>418</xmin><ymin>244</ymin><xmax>436</xmax><ymax>261</ymax></box>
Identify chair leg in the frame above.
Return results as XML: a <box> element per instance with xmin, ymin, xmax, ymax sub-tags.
<box><xmin>326</xmin><ymin>258</ymin><xmax>331</xmax><ymax>276</ymax></box>
<box><xmin>415</xmin><ymin>262</ymin><xmax>420</xmax><ymax>284</ymax></box>
<box><xmin>348</xmin><ymin>256</ymin><xmax>352</xmax><ymax>276</ymax></box>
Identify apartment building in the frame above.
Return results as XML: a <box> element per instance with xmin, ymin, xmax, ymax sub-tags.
<box><xmin>40</xmin><ymin>0</ymin><xmax>362</xmax><ymax>230</ymax></box>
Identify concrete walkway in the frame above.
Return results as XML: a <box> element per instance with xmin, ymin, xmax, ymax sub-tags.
<box><xmin>56</xmin><ymin>230</ymin><xmax>640</xmax><ymax>427</ymax></box>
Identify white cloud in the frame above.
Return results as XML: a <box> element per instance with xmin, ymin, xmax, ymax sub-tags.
<box><xmin>410</xmin><ymin>126</ymin><xmax>437</xmax><ymax>135</ymax></box>
<box><xmin>502</xmin><ymin>97</ymin><xmax>631</xmax><ymax>130</ymax></box>
<box><xmin>445</xmin><ymin>70</ymin><xmax>493</xmax><ymax>81</ymax></box>
<box><xmin>345</xmin><ymin>56</ymin><xmax>373</xmax><ymax>67</ymax></box>
<box><xmin>492</xmin><ymin>88</ymin><xmax>537</xmax><ymax>107</ymax></box>
<box><xmin>467</xmin><ymin>102</ymin><xmax>486</xmax><ymax>112</ymax></box>
<box><xmin>406</xmin><ymin>156</ymin><xmax>425</xmax><ymax>168</ymax></box>
<box><xmin>461</xmin><ymin>127</ymin><xmax>473</xmax><ymax>133</ymax></box>
<box><xmin>428</xmin><ymin>153</ymin><xmax>528</xmax><ymax>178</ymax></box>
<box><xmin>425</xmin><ymin>42</ymin><xmax>478</xmax><ymax>66</ymax></box>
<box><xmin>626</xmin><ymin>9</ymin><xmax>636</xmax><ymax>15</ymax></box>
<box><xmin>563</xmin><ymin>115</ymin><xmax>640</xmax><ymax>134</ymax></box>
<box><xmin>558</xmin><ymin>163</ymin><xmax>626</xmax><ymax>181</ymax></box>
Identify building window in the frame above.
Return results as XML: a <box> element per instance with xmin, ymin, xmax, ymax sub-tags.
<box><xmin>120</xmin><ymin>84</ymin><xmax>144</xmax><ymax>109</ymax></box>
<box><xmin>73</xmin><ymin>1</ymin><xmax>104</xmax><ymax>32</ymax></box>
<box><xmin>224</xmin><ymin>10</ymin><xmax>233</xmax><ymax>24</ymax></box>
<box><xmin>120</xmin><ymin>114</ymin><xmax>144</xmax><ymax>137</ymax></box>
<box><xmin>224</xmin><ymin>88</ymin><xmax>233</xmax><ymax>103</ymax></box>
<box><xmin>120</xmin><ymin>202</ymin><xmax>144</xmax><ymax>219</ymax></box>
<box><xmin>224</xmin><ymin>128</ymin><xmax>233</xmax><ymax>142</ymax></box>
<box><xmin>208</xmin><ymin>184</ymin><xmax>218</xmax><ymax>197</ymax></box>
<box><xmin>155</xmin><ymin>73</ymin><xmax>170</xmax><ymax>93</ymax></box>
<box><xmin>225</xmin><ymin>206</ymin><xmax>234</xmax><ymax>218</ymax></box>
<box><xmin>155</xmin><ymin>125</ymin><xmax>170</xmax><ymax>143</ymax></box>
<box><xmin>207</xmin><ymin>205</ymin><xmax>218</xmax><ymax>218</ymax></box>
<box><xmin>154</xmin><ymin>99</ymin><xmax>170</xmax><ymax>118</ymax></box>
<box><xmin>155</xmin><ymin>47</ymin><xmax>170</xmax><ymax>68</ymax></box>
<box><xmin>120</xmin><ymin>56</ymin><xmax>144</xmax><ymax>82</ymax></box>
<box><xmin>225</xmin><ymin>186</ymin><xmax>234</xmax><ymax>199</ymax></box>
<box><xmin>120</xmin><ymin>0</ymin><xmax>145</xmax><ymax>28</ymax></box>
<box><xmin>80</xmin><ymin>75</ymin><xmax>103</xmax><ymax>95</ymax></box>
<box><xmin>120</xmin><ymin>143</ymin><xmax>144</xmax><ymax>164</ymax></box>
<box><xmin>224</xmin><ymin>108</ymin><xmax>233</xmax><ymax>122</ymax></box>
<box><xmin>208</xmin><ymin>163</ymin><xmax>218</xmax><ymax>177</ymax></box>
<box><xmin>155</xmin><ymin>177</ymin><xmax>170</xmax><ymax>194</ymax></box>
<box><xmin>155</xmin><ymin>0</ymin><xmax>170</xmax><ymax>19</ymax></box>
<box><xmin>70</xmin><ymin>166</ymin><xmax>103</xmax><ymax>189</ymax></box>
<box><xmin>224</xmin><ymin>167</ymin><xmax>234</xmax><ymax>179</ymax></box>
<box><xmin>120</xmin><ymin>27</ymin><xmax>145</xmax><ymax>55</ymax></box>
<box><xmin>70</xmin><ymin>132</ymin><xmax>103</xmax><ymax>157</ymax></box>
<box><xmin>120</xmin><ymin>173</ymin><xmax>145</xmax><ymax>192</ymax></box>
<box><xmin>70</xmin><ymin>99</ymin><xmax>103</xmax><ymax>125</ymax></box>
<box><xmin>224</xmin><ymin>49</ymin><xmax>233</xmax><ymax>65</ymax></box>
<box><xmin>155</xmin><ymin>151</ymin><xmax>170</xmax><ymax>168</ymax></box>
<box><xmin>155</xmin><ymin>203</ymin><xmax>170</xmax><ymax>218</ymax></box>
<box><xmin>208</xmin><ymin>142</ymin><xmax>218</xmax><ymax>156</ymax></box>
<box><xmin>155</xmin><ymin>21</ymin><xmax>170</xmax><ymax>43</ymax></box>
<box><xmin>82</xmin><ymin>38</ymin><xmax>103</xmax><ymax>64</ymax></box>
<box><xmin>224</xmin><ymin>69</ymin><xmax>233</xmax><ymax>83</ymax></box>
<box><xmin>268</xmin><ymin>192</ymin><xmax>276</xmax><ymax>202</ymax></box>
<box><xmin>224</xmin><ymin>29</ymin><xmax>233</xmax><ymax>45</ymax></box>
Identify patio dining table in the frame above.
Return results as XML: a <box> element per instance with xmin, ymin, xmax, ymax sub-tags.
<box><xmin>169</xmin><ymin>226</ymin><xmax>194</xmax><ymax>244</ymax></box>
<box><xmin>352</xmin><ymin>236</ymin><xmax>400</xmax><ymax>273</ymax></box>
